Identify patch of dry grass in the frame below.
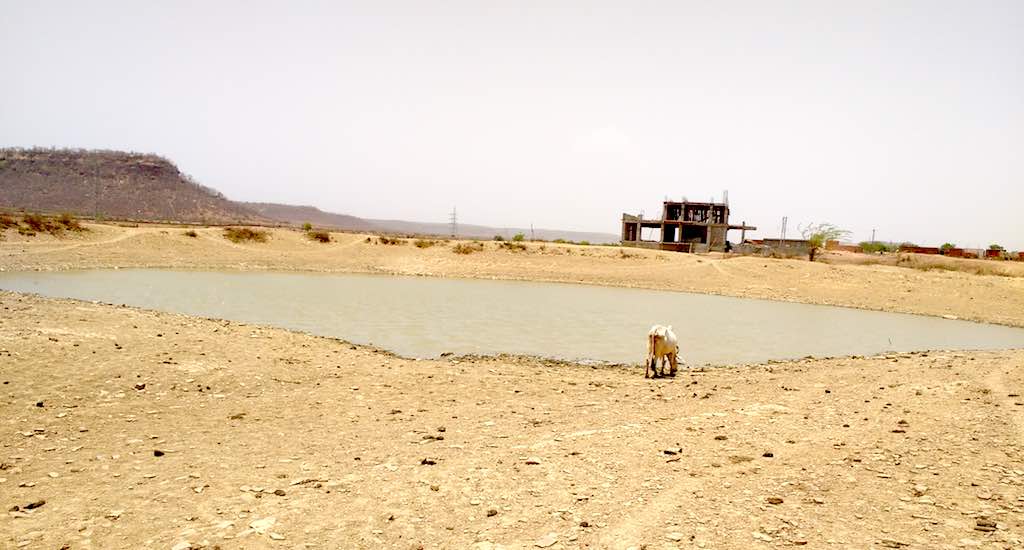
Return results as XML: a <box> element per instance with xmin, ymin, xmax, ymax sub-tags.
<box><xmin>7</xmin><ymin>212</ymin><xmax>88</xmax><ymax>237</ymax></box>
<box><xmin>414</xmin><ymin>239</ymin><xmax>437</xmax><ymax>249</ymax></box>
<box><xmin>453</xmin><ymin>242</ymin><xmax>485</xmax><ymax>255</ymax></box>
<box><xmin>307</xmin><ymin>230</ymin><xmax>331</xmax><ymax>243</ymax></box>
<box><xmin>223</xmin><ymin>227</ymin><xmax>269</xmax><ymax>243</ymax></box>
<box><xmin>896</xmin><ymin>254</ymin><xmax>1022</xmax><ymax>278</ymax></box>
<box><xmin>823</xmin><ymin>251</ymin><xmax>1024</xmax><ymax>278</ymax></box>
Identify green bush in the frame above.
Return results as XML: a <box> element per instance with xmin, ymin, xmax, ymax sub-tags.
<box><xmin>302</xmin><ymin>222</ymin><xmax>313</xmax><ymax>231</ymax></box>
<box><xmin>493</xmin><ymin>235</ymin><xmax>504</xmax><ymax>241</ymax></box>
<box><xmin>860</xmin><ymin>241</ymin><xmax>891</xmax><ymax>254</ymax></box>
<box><xmin>512</xmin><ymin>233</ymin><xmax>525</xmax><ymax>242</ymax></box>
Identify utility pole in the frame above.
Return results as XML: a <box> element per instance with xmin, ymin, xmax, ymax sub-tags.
<box><xmin>449</xmin><ymin>207</ymin><xmax>458</xmax><ymax>238</ymax></box>
<box><xmin>871</xmin><ymin>228</ymin><xmax>876</xmax><ymax>243</ymax></box>
<box><xmin>530</xmin><ymin>223</ymin><xmax>534</xmax><ymax>241</ymax></box>
<box><xmin>780</xmin><ymin>216</ymin><xmax>788</xmax><ymax>242</ymax></box>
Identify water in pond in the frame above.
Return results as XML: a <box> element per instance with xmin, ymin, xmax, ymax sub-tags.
<box><xmin>2</xmin><ymin>269</ymin><xmax>1023</xmax><ymax>366</ymax></box>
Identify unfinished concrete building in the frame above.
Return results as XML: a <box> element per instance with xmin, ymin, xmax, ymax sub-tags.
<box><xmin>621</xmin><ymin>199</ymin><xmax>756</xmax><ymax>253</ymax></box>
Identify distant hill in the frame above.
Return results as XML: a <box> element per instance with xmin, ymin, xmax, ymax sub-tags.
<box><xmin>0</xmin><ymin>148</ymin><xmax>263</xmax><ymax>223</ymax></box>
<box><xmin>242</xmin><ymin>202</ymin><xmax>378</xmax><ymax>231</ymax></box>
<box><xmin>0</xmin><ymin>148</ymin><xmax>618</xmax><ymax>243</ymax></box>
<box><xmin>244</xmin><ymin>204</ymin><xmax>617</xmax><ymax>243</ymax></box>
<box><xmin>367</xmin><ymin>219</ymin><xmax>619</xmax><ymax>244</ymax></box>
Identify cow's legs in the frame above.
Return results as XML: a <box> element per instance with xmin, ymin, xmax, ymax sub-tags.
<box><xmin>645</xmin><ymin>354</ymin><xmax>652</xmax><ymax>378</ymax></box>
<box><xmin>668</xmin><ymin>353</ymin><xmax>678</xmax><ymax>376</ymax></box>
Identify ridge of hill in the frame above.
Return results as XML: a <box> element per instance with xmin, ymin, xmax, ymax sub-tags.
<box><xmin>366</xmin><ymin>218</ymin><xmax>619</xmax><ymax>244</ymax></box>
<box><xmin>241</xmin><ymin>202</ymin><xmax>378</xmax><ymax>231</ymax></box>
<box><xmin>0</xmin><ymin>148</ymin><xmax>263</xmax><ymax>223</ymax></box>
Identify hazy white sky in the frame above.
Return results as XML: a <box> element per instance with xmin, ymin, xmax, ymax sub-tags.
<box><xmin>3</xmin><ymin>1</ymin><xmax>1022</xmax><ymax>248</ymax></box>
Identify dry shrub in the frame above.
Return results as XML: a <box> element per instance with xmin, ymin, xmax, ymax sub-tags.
<box><xmin>56</xmin><ymin>212</ymin><xmax>85</xmax><ymax>232</ymax></box>
<box><xmin>22</xmin><ymin>213</ymin><xmax>50</xmax><ymax>232</ymax></box>
<box><xmin>308</xmin><ymin>230</ymin><xmax>331</xmax><ymax>243</ymax></box>
<box><xmin>453</xmin><ymin>242</ymin><xmax>485</xmax><ymax>254</ymax></box>
<box><xmin>223</xmin><ymin>227</ymin><xmax>269</xmax><ymax>243</ymax></box>
<box><xmin>378</xmin><ymin>236</ymin><xmax>404</xmax><ymax>245</ymax></box>
<box><xmin>498</xmin><ymin>241</ymin><xmax>527</xmax><ymax>252</ymax></box>
<box><xmin>414</xmin><ymin>239</ymin><xmax>436</xmax><ymax>248</ymax></box>
<box><xmin>184</xmin><ymin>229</ymin><xmax>198</xmax><ymax>238</ymax></box>
<box><xmin>0</xmin><ymin>214</ymin><xmax>17</xmax><ymax>230</ymax></box>
<box><xmin>16</xmin><ymin>213</ymin><xmax>87</xmax><ymax>236</ymax></box>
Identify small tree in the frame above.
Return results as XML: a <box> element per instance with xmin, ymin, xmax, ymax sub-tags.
<box><xmin>302</xmin><ymin>222</ymin><xmax>313</xmax><ymax>232</ymax></box>
<box><xmin>940</xmin><ymin>242</ymin><xmax>956</xmax><ymax>253</ymax></box>
<box><xmin>512</xmin><ymin>233</ymin><xmax>525</xmax><ymax>242</ymax></box>
<box><xmin>989</xmin><ymin>243</ymin><xmax>1004</xmax><ymax>250</ymax></box>
<box><xmin>800</xmin><ymin>222</ymin><xmax>849</xmax><ymax>262</ymax></box>
<box><xmin>493</xmin><ymin>235</ymin><xmax>504</xmax><ymax>241</ymax></box>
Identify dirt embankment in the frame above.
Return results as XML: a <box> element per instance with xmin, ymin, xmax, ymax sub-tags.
<box><xmin>2</xmin><ymin>223</ymin><xmax>1024</xmax><ymax>327</ymax></box>
<box><xmin>1</xmin><ymin>292</ymin><xmax>1022</xmax><ymax>549</ymax></box>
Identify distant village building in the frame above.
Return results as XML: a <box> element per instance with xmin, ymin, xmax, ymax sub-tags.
<box><xmin>621</xmin><ymin>199</ymin><xmax>756</xmax><ymax>253</ymax></box>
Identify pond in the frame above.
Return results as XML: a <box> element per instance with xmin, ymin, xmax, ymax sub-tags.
<box><xmin>2</xmin><ymin>269</ymin><xmax>1023</xmax><ymax>365</ymax></box>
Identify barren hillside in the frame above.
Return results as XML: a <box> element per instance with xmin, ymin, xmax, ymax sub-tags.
<box><xmin>0</xmin><ymin>149</ymin><xmax>263</xmax><ymax>224</ymax></box>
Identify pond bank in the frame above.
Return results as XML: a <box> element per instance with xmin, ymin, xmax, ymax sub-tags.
<box><xmin>2</xmin><ymin>223</ymin><xmax>1024</xmax><ymax>328</ymax></box>
<box><xmin>1</xmin><ymin>292</ymin><xmax>1023</xmax><ymax>548</ymax></box>
<box><xmin>3</xmin><ymin>269</ymin><xmax>1024</xmax><ymax>366</ymax></box>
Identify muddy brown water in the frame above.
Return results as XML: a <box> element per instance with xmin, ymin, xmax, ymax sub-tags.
<box><xmin>2</xmin><ymin>269</ymin><xmax>1023</xmax><ymax>366</ymax></box>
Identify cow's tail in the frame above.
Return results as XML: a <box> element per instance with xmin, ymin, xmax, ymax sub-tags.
<box><xmin>646</xmin><ymin>331</ymin><xmax>656</xmax><ymax>377</ymax></box>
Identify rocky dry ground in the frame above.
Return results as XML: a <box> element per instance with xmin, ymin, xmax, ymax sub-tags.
<box><xmin>1</xmin><ymin>223</ymin><xmax>1024</xmax><ymax>328</ymax></box>
<box><xmin>2</xmin><ymin>292</ymin><xmax>1023</xmax><ymax>549</ymax></box>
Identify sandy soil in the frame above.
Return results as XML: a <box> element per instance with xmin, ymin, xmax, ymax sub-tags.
<box><xmin>2</xmin><ymin>292</ymin><xmax>1023</xmax><ymax>550</ymax></box>
<box><xmin>2</xmin><ymin>223</ymin><xmax>1024</xmax><ymax>327</ymax></box>
<box><xmin>2</xmin><ymin>224</ymin><xmax>1024</xmax><ymax>549</ymax></box>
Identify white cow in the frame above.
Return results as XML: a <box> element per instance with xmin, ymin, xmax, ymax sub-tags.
<box><xmin>646</xmin><ymin>324</ymin><xmax>679</xmax><ymax>378</ymax></box>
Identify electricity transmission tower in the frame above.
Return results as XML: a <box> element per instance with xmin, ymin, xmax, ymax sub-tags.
<box><xmin>449</xmin><ymin>207</ymin><xmax>458</xmax><ymax>237</ymax></box>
